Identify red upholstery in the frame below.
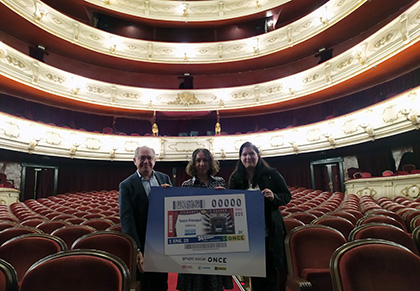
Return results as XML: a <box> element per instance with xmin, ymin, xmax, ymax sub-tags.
<box><xmin>64</xmin><ymin>217</ymin><xmax>87</xmax><ymax>225</ymax></box>
<box><xmin>288</xmin><ymin>212</ymin><xmax>318</xmax><ymax>224</ymax></box>
<box><xmin>410</xmin><ymin>215</ymin><xmax>420</xmax><ymax>233</ymax></box>
<box><xmin>330</xmin><ymin>239</ymin><xmax>420</xmax><ymax>291</ymax></box>
<box><xmin>356</xmin><ymin>215</ymin><xmax>406</xmax><ymax>231</ymax></box>
<box><xmin>402</xmin><ymin>210</ymin><xmax>420</xmax><ymax>231</ymax></box>
<box><xmin>20</xmin><ymin>219</ymin><xmax>45</xmax><ymax>228</ymax></box>
<box><xmin>0</xmin><ymin>258</ymin><xmax>17</xmax><ymax>291</ymax></box>
<box><xmin>19</xmin><ymin>250</ymin><xmax>130</xmax><ymax>291</ymax></box>
<box><xmin>327</xmin><ymin>212</ymin><xmax>357</xmax><ymax>225</ymax></box>
<box><xmin>36</xmin><ymin>221</ymin><xmax>71</xmax><ymax>234</ymax></box>
<box><xmin>107</xmin><ymin>224</ymin><xmax>122</xmax><ymax>232</ymax></box>
<box><xmin>0</xmin><ymin>227</ymin><xmax>42</xmax><ymax>246</ymax></box>
<box><xmin>283</xmin><ymin>218</ymin><xmax>305</xmax><ymax>234</ymax></box>
<box><xmin>312</xmin><ymin>216</ymin><xmax>355</xmax><ymax>239</ymax></box>
<box><xmin>0</xmin><ymin>234</ymin><xmax>66</xmax><ymax>286</ymax></box>
<box><xmin>0</xmin><ymin>222</ymin><xmax>20</xmax><ymax>232</ymax></box>
<box><xmin>411</xmin><ymin>225</ymin><xmax>420</xmax><ymax>255</ymax></box>
<box><xmin>364</xmin><ymin>210</ymin><xmax>405</xmax><ymax>228</ymax></box>
<box><xmin>82</xmin><ymin>213</ymin><xmax>105</xmax><ymax>220</ymax></box>
<box><xmin>285</xmin><ymin>225</ymin><xmax>346</xmax><ymax>291</ymax></box>
<box><xmin>81</xmin><ymin>218</ymin><xmax>114</xmax><ymax>231</ymax></box>
<box><xmin>348</xmin><ymin>223</ymin><xmax>419</xmax><ymax>255</ymax></box>
<box><xmin>71</xmin><ymin>231</ymin><xmax>137</xmax><ymax>285</ymax></box>
<box><xmin>51</xmin><ymin>225</ymin><xmax>96</xmax><ymax>249</ymax></box>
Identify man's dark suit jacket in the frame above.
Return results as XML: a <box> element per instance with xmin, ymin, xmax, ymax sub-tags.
<box><xmin>119</xmin><ymin>171</ymin><xmax>172</xmax><ymax>251</ymax></box>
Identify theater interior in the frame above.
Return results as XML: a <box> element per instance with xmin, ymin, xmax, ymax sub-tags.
<box><xmin>1</xmin><ymin>0</ymin><xmax>420</xmax><ymax>290</ymax></box>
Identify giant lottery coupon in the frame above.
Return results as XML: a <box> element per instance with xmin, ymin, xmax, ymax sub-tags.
<box><xmin>164</xmin><ymin>194</ymin><xmax>249</xmax><ymax>255</ymax></box>
<box><xmin>143</xmin><ymin>187</ymin><xmax>266</xmax><ymax>276</ymax></box>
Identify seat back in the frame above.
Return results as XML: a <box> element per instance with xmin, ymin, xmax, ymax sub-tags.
<box><xmin>326</xmin><ymin>212</ymin><xmax>357</xmax><ymax>225</ymax></box>
<box><xmin>20</xmin><ymin>219</ymin><xmax>45</xmax><ymax>228</ymax></box>
<box><xmin>311</xmin><ymin>216</ymin><xmax>355</xmax><ymax>239</ymax></box>
<box><xmin>19</xmin><ymin>249</ymin><xmax>130</xmax><ymax>291</ymax></box>
<box><xmin>285</xmin><ymin>225</ymin><xmax>346</xmax><ymax>291</ymax></box>
<box><xmin>283</xmin><ymin>218</ymin><xmax>305</xmax><ymax>234</ymax></box>
<box><xmin>288</xmin><ymin>212</ymin><xmax>318</xmax><ymax>224</ymax></box>
<box><xmin>72</xmin><ymin>231</ymin><xmax>137</xmax><ymax>283</ymax></box>
<box><xmin>0</xmin><ymin>234</ymin><xmax>67</xmax><ymax>285</ymax></box>
<box><xmin>356</xmin><ymin>215</ymin><xmax>406</xmax><ymax>231</ymax></box>
<box><xmin>0</xmin><ymin>258</ymin><xmax>17</xmax><ymax>291</ymax></box>
<box><xmin>0</xmin><ymin>227</ymin><xmax>42</xmax><ymax>246</ymax></box>
<box><xmin>330</xmin><ymin>239</ymin><xmax>420</xmax><ymax>291</ymax></box>
<box><xmin>348</xmin><ymin>223</ymin><xmax>418</xmax><ymax>255</ymax></box>
<box><xmin>0</xmin><ymin>222</ymin><xmax>20</xmax><ymax>232</ymax></box>
<box><xmin>36</xmin><ymin>221</ymin><xmax>71</xmax><ymax>234</ymax></box>
<box><xmin>81</xmin><ymin>218</ymin><xmax>114</xmax><ymax>230</ymax></box>
<box><xmin>51</xmin><ymin>225</ymin><xmax>96</xmax><ymax>249</ymax></box>
<box><xmin>411</xmin><ymin>225</ymin><xmax>420</xmax><ymax>255</ymax></box>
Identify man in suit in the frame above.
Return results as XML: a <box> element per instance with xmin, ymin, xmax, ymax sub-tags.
<box><xmin>119</xmin><ymin>146</ymin><xmax>172</xmax><ymax>291</ymax></box>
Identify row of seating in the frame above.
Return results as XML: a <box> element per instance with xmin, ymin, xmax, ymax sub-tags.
<box><xmin>283</xmin><ymin>186</ymin><xmax>420</xmax><ymax>290</ymax></box>
<box><xmin>285</xmin><ymin>224</ymin><xmax>420</xmax><ymax>291</ymax></box>
<box><xmin>0</xmin><ymin>248</ymin><xmax>131</xmax><ymax>291</ymax></box>
<box><xmin>0</xmin><ymin>230</ymin><xmax>137</xmax><ymax>291</ymax></box>
<box><xmin>2</xmin><ymin>187</ymin><xmax>420</xmax><ymax>290</ymax></box>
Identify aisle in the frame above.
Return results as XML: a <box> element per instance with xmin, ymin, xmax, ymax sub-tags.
<box><xmin>168</xmin><ymin>273</ymin><xmax>243</xmax><ymax>291</ymax></box>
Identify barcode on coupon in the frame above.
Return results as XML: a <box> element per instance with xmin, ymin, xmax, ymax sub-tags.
<box><xmin>173</xmin><ymin>200</ymin><xmax>205</xmax><ymax>210</ymax></box>
<box><xmin>184</xmin><ymin>242</ymin><xmax>227</xmax><ymax>250</ymax></box>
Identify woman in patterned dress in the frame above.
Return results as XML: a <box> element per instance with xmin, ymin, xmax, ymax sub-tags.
<box><xmin>176</xmin><ymin>148</ymin><xmax>234</xmax><ymax>291</ymax></box>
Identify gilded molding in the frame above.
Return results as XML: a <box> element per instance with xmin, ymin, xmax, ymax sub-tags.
<box><xmin>401</xmin><ymin>185</ymin><xmax>420</xmax><ymax>198</ymax></box>
<box><xmin>0</xmin><ymin>87</ymin><xmax>418</xmax><ymax>161</ymax></box>
<box><xmin>84</xmin><ymin>0</ymin><xmax>291</xmax><ymax>22</ymax></box>
<box><xmin>1</xmin><ymin>0</ymin><xmax>367</xmax><ymax>64</ymax></box>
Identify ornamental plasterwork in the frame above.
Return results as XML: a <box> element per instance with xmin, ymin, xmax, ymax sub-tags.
<box><xmin>167</xmin><ymin>92</ymin><xmax>205</xmax><ymax>106</ymax></box>
<box><xmin>342</xmin><ymin>119</ymin><xmax>359</xmax><ymax>135</ymax></box>
<box><xmin>0</xmin><ymin>88</ymin><xmax>418</xmax><ymax>161</ymax></box>
<box><xmin>2</xmin><ymin>122</ymin><xmax>20</xmax><ymax>138</ymax></box>
<box><xmin>270</xmin><ymin>135</ymin><xmax>284</xmax><ymax>147</ymax></box>
<box><xmin>124</xmin><ymin>141</ymin><xmax>140</xmax><ymax>152</ymax></box>
<box><xmin>382</xmin><ymin>104</ymin><xmax>400</xmax><ymax>123</ymax></box>
<box><xmin>306</xmin><ymin>128</ymin><xmax>322</xmax><ymax>142</ymax></box>
<box><xmin>357</xmin><ymin>187</ymin><xmax>377</xmax><ymax>197</ymax></box>
<box><xmin>45</xmin><ymin>131</ymin><xmax>62</xmax><ymax>146</ymax></box>
<box><xmin>85</xmin><ymin>137</ymin><xmax>102</xmax><ymax>150</ymax></box>
<box><xmin>2</xmin><ymin>0</ymin><xmax>420</xmax><ymax>113</ymax></box>
<box><xmin>1</xmin><ymin>0</ymin><xmax>367</xmax><ymax>64</ymax></box>
<box><xmin>168</xmin><ymin>141</ymin><xmax>207</xmax><ymax>153</ymax></box>
<box><xmin>85</xmin><ymin>0</ymin><xmax>292</xmax><ymax>22</ymax></box>
<box><xmin>401</xmin><ymin>185</ymin><xmax>420</xmax><ymax>198</ymax></box>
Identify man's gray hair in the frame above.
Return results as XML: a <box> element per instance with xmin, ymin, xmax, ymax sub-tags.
<box><xmin>134</xmin><ymin>146</ymin><xmax>156</xmax><ymax>158</ymax></box>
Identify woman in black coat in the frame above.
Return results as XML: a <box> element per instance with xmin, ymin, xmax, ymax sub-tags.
<box><xmin>229</xmin><ymin>142</ymin><xmax>291</xmax><ymax>291</ymax></box>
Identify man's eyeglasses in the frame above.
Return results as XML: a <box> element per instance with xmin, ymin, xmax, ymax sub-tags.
<box><xmin>138</xmin><ymin>155</ymin><xmax>155</xmax><ymax>161</ymax></box>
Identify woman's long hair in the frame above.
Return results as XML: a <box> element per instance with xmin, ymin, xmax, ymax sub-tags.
<box><xmin>185</xmin><ymin>148</ymin><xmax>220</xmax><ymax>177</ymax></box>
<box><xmin>230</xmin><ymin>142</ymin><xmax>270</xmax><ymax>187</ymax></box>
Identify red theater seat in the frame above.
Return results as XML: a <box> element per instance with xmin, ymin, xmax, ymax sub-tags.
<box><xmin>311</xmin><ymin>216</ymin><xmax>355</xmax><ymax>239</ymax></box>
<box><xmin>0</xmin><ymin>233</ymin><xmax>66</xmax><ymax>286</ymax></box>
<box><xmin>0</xmin><ymin>258</ymin><xmax>17</xmax><ymax>291</ymax></box>
<box><xmin>330</xmin><ymin>239</ymin><xmax>420</xmax><ymax>291</ymax></box>
<box><xmin>288</xmin><ymin>213</ymin><xmax>318</xmax><ymax>224</ymax></box>
<box><xmin>348</xmin><ymin>223</ymin><xmax>418</xmax><ymax>255</ymax></box>
<box><xmin>51</xmin><ymin>225</ymin><xmax>96</xmax><ymax>249</ymax></box>
<box><xmin>19</xmin><ymin>249</ymin><xmax>130</xmax><ymax>291</ymax></box>
<box><xmin>356</xmin><ymin>215</ymin><xmax>406</xmax><ymax>231</ymax></box>
<box><xmin>285</xmin><ymin>225</ymin><xmax>346</xmax><ymax>291</ymax></box>
<box><xmin>0</xmin><ymin>227</ymin><xmax>42</xmax><ymax>246</ymax></box>
<box><xmin>36</xmin><ymin>221</ymin><xmax>72</xmax><ymax>234</ymax></box>
<box><xmin>72</xmin><ymin>231</ymin><xmax>137</xmax><ymax>288</ymax></box>
<box><xmin>81</xmin><ymin>218</ymin><xmax>114</xmax><ymax>231</ymax></box>
<box><xmin>283</xmin><ymin>218</ymin><xmax>305</xmax><ymax>234</ymax></box>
